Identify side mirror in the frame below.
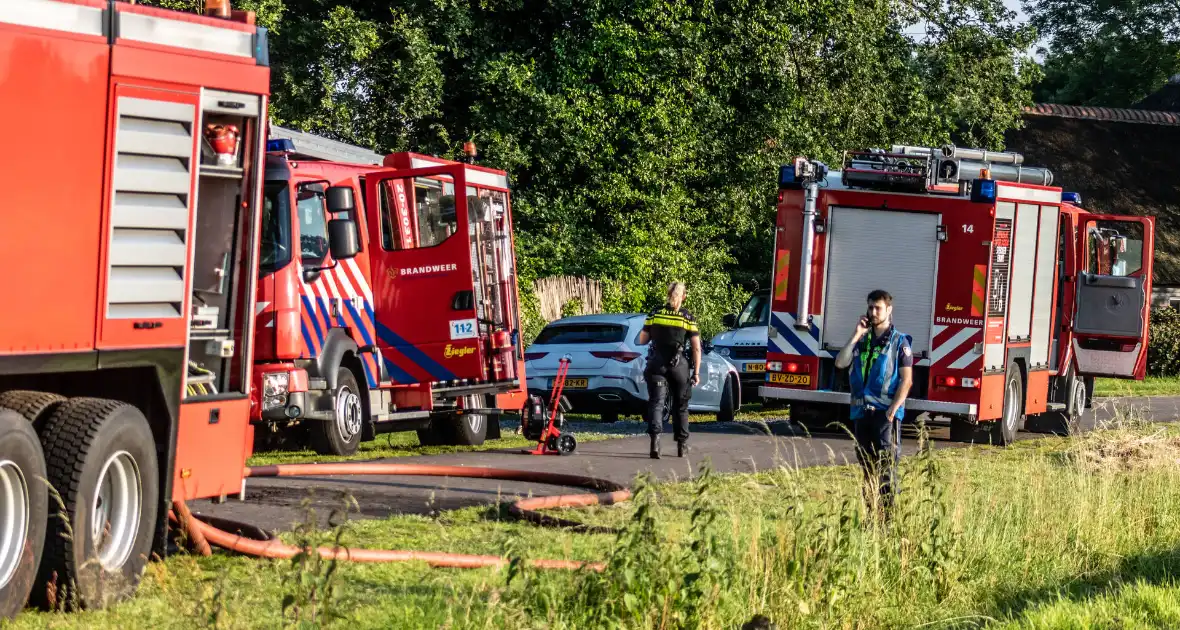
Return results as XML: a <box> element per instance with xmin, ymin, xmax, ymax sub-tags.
<box><xmin>722</xmin><ymin>313</ymin><xmax>737</xmax><ymax>328</ymax></box>
<box><xmin>328</xmin><ymin>218</ymin><xmax>359</xmax><ymax>260</ymax></box>
<box><xmin>326</xmin><ymin>186</ymin><xmax>356</xmax><ymax>213</ymax></box>
<box><xmin>702</xmin><ymin>341</ymin><xmax>714</xmax><ymax>355</ymax></box>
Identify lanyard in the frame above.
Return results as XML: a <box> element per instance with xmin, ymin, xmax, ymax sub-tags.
<box><xmin>861</xmin><ymin>330</ymin><xmax>885</xmax><ymax>383</ymax></box>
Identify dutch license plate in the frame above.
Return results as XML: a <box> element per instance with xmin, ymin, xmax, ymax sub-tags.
<box><xmin>769</xmin><ymin>373</ymin><xmax>810</xmax><ymax>386</ymax></box>
<box><xmin>560</xmin><ymin>378</ymin><xmax>589</xmax><ymax>389</ymax></box>
<box><xmin>743</xmin><ymin>362</ymin><xmax>766</xmax><ymax>373</ymax></box>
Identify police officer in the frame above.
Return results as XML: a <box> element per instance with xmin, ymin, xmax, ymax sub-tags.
<box><xmin>637</xmin><ymin>281</ymin><xmax>701</xmax><ymax>459</ymax></box>
<box><xmin>834</xmin><ymin>289</ymin><xmax>913</xmax><ymax>516</ymax></box>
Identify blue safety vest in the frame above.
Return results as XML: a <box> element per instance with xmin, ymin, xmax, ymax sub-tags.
<box><xmin>849</xmin><ymin>327</ymin><xmax>911</xmax><ymax>421</ymax></box>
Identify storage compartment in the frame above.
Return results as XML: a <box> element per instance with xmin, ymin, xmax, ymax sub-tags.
<box><xmin>185</xmin><ymin>91</ymin><xmax>263</xmax><ymax>400</ymax></box>
<box><xmin>820</xmin><ymin>206</ymin><xmax>940</xmax><ymax>356</ymax></box>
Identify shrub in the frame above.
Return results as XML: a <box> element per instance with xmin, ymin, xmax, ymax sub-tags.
<box><xmin>1147</xmin><ymin>307</ymin><xmax>1180</xmax><ymax>376</ymax></box>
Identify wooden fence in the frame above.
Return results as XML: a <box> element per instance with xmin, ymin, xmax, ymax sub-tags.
<box><xmin>534</xmin><ymin>276</ymin><xmax>603</xmax><ymax>322</ymax></box>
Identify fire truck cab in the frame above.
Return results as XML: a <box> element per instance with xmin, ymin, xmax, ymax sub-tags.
<box><xmin>0</xmin><ymin>0</ymin><xmax>270</xmax><ymax>617</ymax></box>
<box><xmin>252</xmin><ymin>127</ymin><xmax>526</xmax><ymax>455</ymax></box>
<box><xmin>761</xmin><ymin>145</ymin><xmax>1154</xmax><ymax>444</ymax></box>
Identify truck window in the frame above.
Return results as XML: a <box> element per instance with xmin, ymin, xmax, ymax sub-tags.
<box><xmin>737</xmin><ymin>293</ymin><xmax>770</xmax><ymax>327</ymax></box>
<box><xmin>380</xmin><ymin>176</ymin><xmax>457</xmax><ymax>250</ymax></box>
<box><xmin>297</xmin><ymin>183</ymin><xmax>329</xmax><ymax>262</ymax></box>
<box><xmin>1087</xmin><ymin>220</ymin><xmax>1144</xmax><ymax>277</ymax></box>
<box><xmin>260</xmin><ymin>182</ymin><xmax>292</xmax><ymax>272</ymax></box>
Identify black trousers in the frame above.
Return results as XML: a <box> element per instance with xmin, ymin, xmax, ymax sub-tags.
<box><xmin>645</xmin><ymin>359</ymin><xmax>691</xmax><ymax>442</ymax></box>
<box><xmin>853</xmin><ymin>407</ymin><xmax>901</xmax><ymax>510</ymax></box>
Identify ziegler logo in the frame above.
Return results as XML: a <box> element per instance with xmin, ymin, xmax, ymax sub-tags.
<box><xmin>945</xmin><ymin>303</ymin><xmax>964</xmax><ymax>312</ymax></box>
<box><xmin>386</xmin><ymin>263</ymin><xmax>459</xmax><ymax>280</ymax></box>
<box><xmin>444</xmin><ymin>344</ymin><xmax>475</xmax><ymax>359</ymax></box>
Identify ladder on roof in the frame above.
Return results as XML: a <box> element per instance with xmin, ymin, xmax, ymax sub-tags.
<box><xmin>268</xmin><ymin>125</ymin><xmax>385</xmax><ymax>165</ymax></box>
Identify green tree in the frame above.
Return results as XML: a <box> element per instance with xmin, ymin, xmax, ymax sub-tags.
<box><xmin>144</xmin><ymin>0</ymin><xmax>1040</xmax><ymax>338</ymax></box>
<box><xmin>1025</xmin><ymin>0</ymin><xmax>1180</xmax><ymax>106</ymax></box>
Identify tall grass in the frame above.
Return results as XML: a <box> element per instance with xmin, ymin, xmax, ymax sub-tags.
<box><xmin>486</xmin><ymin>407</ymin><xmax>1180</xmax><ymax>628</ymax></box>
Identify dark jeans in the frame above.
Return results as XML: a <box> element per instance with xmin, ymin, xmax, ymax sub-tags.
<box><xmin>645</xmin><ymin>359</ymin><xmax>691</xmax><ymax>443</ymax></box>
<box><xmin>853</xmin><ymin>407</ymin><xmax>901</xmax><ymax>512</ymax></box>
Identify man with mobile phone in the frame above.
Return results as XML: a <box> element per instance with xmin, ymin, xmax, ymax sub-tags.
<box><xmin>834</xmin><ymin>289</ymin><xmax>913</xmax><ymax>517</ymax></box>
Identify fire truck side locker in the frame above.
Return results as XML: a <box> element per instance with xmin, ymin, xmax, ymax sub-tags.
<box><xmin>0</xmin><ymin>0</ymin><xmax>269</xmax><ymax>617</ymax></box>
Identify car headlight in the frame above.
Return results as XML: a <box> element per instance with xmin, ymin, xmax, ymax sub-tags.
<box><xmin>718</xmin><ymin>346</ymin><xmax>730</xmax><ymax>357</ymax></box>
<box><xmin>263</xmin><ymin>372</ymin><xmax>290</xmax><ymax>396</ymax></box>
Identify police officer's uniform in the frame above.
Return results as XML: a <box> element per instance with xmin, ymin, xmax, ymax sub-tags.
<box><xmin>642</xmin><ymin>304</ymin><xmax>700</xmax><ymax>454</ymax></box>
<box><xmin>848</xmin><ymin>323</ymin><xmax>913</xmax><ymax>509</ymax></box>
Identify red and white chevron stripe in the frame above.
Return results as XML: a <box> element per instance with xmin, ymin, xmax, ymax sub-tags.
<box><xmin>930</xmin><ymin>324</ymin><xmax>982</xmax><ymax>370</ymax></box>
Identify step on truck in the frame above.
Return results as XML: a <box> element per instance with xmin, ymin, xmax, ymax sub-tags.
<box><xmin>251</xmin><ymin>127</ymin><xmax>527</xmax><ymax>455</ymax></box>
<box><xmin>761</xmin><ymin>145</ymin><xmax>1155</xmax><ymax>444</ymax></box>
<box><xmin>0</xmin><ymin>0</ymin><xmax>271</xmax><ymax>617</ymax></box>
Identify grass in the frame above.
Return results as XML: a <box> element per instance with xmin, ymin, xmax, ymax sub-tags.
<box><xmin>1095</xmin><ymin>376</ymin><xmax>1180</xmax><ymax>398</ymax></box>
<box><xmin>15</xmin><ymin>401</ymin><xmax>1180</xmax><ymax>628</ymax></box>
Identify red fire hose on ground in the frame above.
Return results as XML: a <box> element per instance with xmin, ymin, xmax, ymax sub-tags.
<box><xmin>169</xmin><ymin>463</ymin><xmax>632</xmax><ymax>572</ymax></box>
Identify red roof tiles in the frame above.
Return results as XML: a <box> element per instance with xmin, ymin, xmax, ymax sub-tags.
<box><xmin>1023</xmin><ymin>103</ymin><xmax>1180</xmax><ymax>125</ymax></box>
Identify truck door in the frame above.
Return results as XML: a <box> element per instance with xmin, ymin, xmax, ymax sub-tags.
<box><xmin>363</xmin><ymin>165</ymin><xmax>516</xmax><ymax>385</ymax></box>
<box><xmin>1071</xmin><ymin>215</ymin><xmax>1155</xmax><ymax>379</ymax></box>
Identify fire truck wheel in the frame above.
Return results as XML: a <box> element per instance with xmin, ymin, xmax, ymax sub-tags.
<box><xmin>0</xmin><ymin>391</ymin><xmax>65</xmax><ymax>433</ymax></box>
<box><xmin>309</xmin><ymin>368</ymin><xmax>364</xmax><ymax>457</ymax></box>
<box><xmin>993</xmin><ymin>364</ymin><xmax>1025</xmax><ymax>446</ymax></box>
<box><xmin>35</xmin><ymin>398</ymin><xmax>159</xmax><ymax>611</ymax></box>
<box><xmin>716</xmin><ymin>377</ymin><xmax>736</xmax><ymax>423</ymax></box>
<box><xmin>451</xmin><ymin>395</ymin><xmax>488</xmax><ymax>446</ymax></box>
<box><xmin>0</xmin><ymin>409</ymin><xmax>48</xmax><ymax>620</ymax></box>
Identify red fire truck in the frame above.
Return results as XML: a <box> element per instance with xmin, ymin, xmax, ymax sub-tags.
<box><xmin>761</xmin><ymin>145</ymin><xmax>1155</xmax><ymax>444</ymax></box>
<box><xmin>0</xmin><ymin>0</ymin><xmax>271</xmax><ymax>617</ymax></box>
<box><xmin>249</xmin><ymin>126</ymin><xmax>527</xmax><ymax>456</ymax></box>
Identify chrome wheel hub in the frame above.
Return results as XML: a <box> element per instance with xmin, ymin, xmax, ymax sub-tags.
<box><xmin>92</xmin><ymin>451</ymin><xmax>142</xmax><ymax>571</ymax></box>
<box><xmin>336</xmin><ymin>386</ymin><xmax>363</xmax><ymax>441</ymax></box>
<box><xmin>0</xmin><ymin>460</ymin><xmax>30</xmax><ymax>589</ymax></box>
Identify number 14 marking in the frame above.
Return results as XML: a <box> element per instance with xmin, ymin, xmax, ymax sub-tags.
<box><xmin>962</xmin><ymin>224</ymin><xmax>974</xmax><ymax>234</ymax></box>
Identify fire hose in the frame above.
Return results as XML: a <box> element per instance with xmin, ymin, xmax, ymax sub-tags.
<box><xmin>169</xmin><ymin>463</ymin><xmax>632</xmax><ymax>572</ymax></box>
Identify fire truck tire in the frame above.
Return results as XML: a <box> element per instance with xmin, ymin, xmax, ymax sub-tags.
<box><xmin>992</xmin><ymin>364</ymin><xmax>1025</xmax><ymax>446</ymax></box>
<box><xmin>716</xmin><ymin>377</ymin><xmax>736</xmax><ymax>423</ymax></box>
<box><xmin>1029</xmin><ymin>369</ymin><xmax>1085</xmax><ymax>436</ymax></box>
<box><xmin>309</xmin><ymin>368</ymin><xmax>364</xmax><ymax>457</ymax></box>
<box><xmin>0</xmin><ymin>391</ymin><xmax>65</xmax><ymax>433</ymax></box>
<box><xmin>0</xmin><ymin>409</ymin><xmax>48</xmax><ymax>620</ymax></box>
<box><xmin>35</xmin><ymin>398</ymin><xmax>159</xmax><ymax>611</ymax></box>
<box><xmin>450</xmin><ymin>395</ymin><xmax>488</xmax><ymax>446</ymax></box>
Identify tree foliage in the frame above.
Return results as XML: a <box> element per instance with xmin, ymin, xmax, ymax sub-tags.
<box><xmin>1026</xmin><ymin>0</ymin><xmax>1180</xmax><ymax>106</ymax></box>
<box><xmin>148</xmin><ymin>0</ymin><xmax>1038</xmax><ymax>338</ymax></box>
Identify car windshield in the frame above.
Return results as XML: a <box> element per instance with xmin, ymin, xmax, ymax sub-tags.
<box><xmin>260</xmin><ymin>182</ymin><xmax>291</xmax><ymax>272</ymax></box>
<box><xmin>534</xmin><ymin>323</ymin><xmax>626</xmax><ymax>345</ymax></box>
<box><xmin>736</xmin><ymin>293</ymin><xmax>770</xmax><ymax>327</ymax></box>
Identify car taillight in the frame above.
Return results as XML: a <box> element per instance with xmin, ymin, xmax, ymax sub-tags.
<box><xmin>524</xmin><ymin>352</ymin><xmax>548</xmax><ymax>361</ymax></box>
<box><xmin>590</xmin><ymin>351</ymin><xmax>641</xmax><ymax>363</ymax></box>
<box><xmin>784</xmin><ymin>362</ymin><xmax>810</xmax><ymax>374</ymax></box>
<box><xmin>767</xmin><ymin>361</ymin><xmax>782</xmax><ymax>372</ymax></box>
<box><xmin>936</xmin><ymin>375</ymin><xmax>978</xmax><ymax>388</ymax></box>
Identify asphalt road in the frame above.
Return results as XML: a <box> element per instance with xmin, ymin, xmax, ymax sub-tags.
<box><xmin>192</xmin><ymin>396</ymin><xmax>1180</xmax><ymax>533</ymax></box>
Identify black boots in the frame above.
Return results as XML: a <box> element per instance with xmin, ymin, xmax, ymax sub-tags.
<box><xmin>650</xmin><ymin>434</ymin><xmax>660</xmax><ymax>459</ymax></box>
<box><xmin>677</xmin><ymin>441</ymin><xmax>689</xmax><ymax>458</ymax></box>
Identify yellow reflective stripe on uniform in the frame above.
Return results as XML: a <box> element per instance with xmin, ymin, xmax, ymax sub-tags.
<box><xmin>648</xmin><ymin>314</ymin><xmax>699</xmax><ymax>332</ymax></box>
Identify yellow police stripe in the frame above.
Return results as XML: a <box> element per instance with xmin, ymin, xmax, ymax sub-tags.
<box><xmin>648</xmin><ymin>314</ymin><xmax>699</xmax><ymax>332</ymax></box>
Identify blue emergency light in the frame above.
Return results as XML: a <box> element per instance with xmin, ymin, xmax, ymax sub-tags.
<box><xmin>267</xmin><ymin>138</ymin><xmax>295</xmax><ymax>153</ymax></box>
<box><xmin>970</xmin><ymin>178</ymin><xmax>996</xmax><ymax>203</ymax></box>
<box><xmin>778</xmin><ymin>163</ymin><xmax>799</xmax><ymax>189</ymax></box>
<box><xmin>1062</xmin><ymin>192</ymin><xmax>1082</xmax><ymax>205</ymax></box>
